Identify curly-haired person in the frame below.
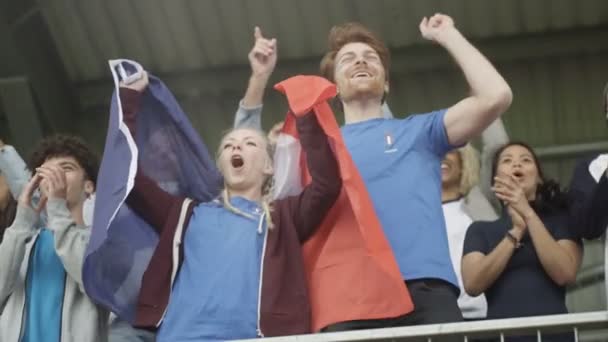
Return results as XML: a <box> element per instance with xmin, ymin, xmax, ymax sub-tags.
<box><xmin>0</xmin><ymin>134</ymin><xmax>108</xmax><ymax>342</ymax></box>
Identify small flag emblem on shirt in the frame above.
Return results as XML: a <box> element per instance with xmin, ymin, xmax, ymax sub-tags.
<box><xmin>385</xmin><ymin>132</ymin><xmax>397</xmax><ymax>153</ymax></box>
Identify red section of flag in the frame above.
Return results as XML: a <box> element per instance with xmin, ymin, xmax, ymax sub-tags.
<box><xmin>275</xmin><ymin>76</ymin><xmax>413</xmax><ymax>331</ymax></box>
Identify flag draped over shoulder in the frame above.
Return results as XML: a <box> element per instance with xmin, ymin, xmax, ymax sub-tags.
<box><xmin>273</xmin><ymin>76</ymin><xmax>414</xmax><ymax>331</ymax></box>
<box><xmin>82</xmin><ymin>59</ymin><xmax>222</xmax><ymax>322</ymax></box>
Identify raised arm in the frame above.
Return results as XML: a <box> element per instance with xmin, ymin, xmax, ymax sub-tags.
<box><xmin>118</xmin><ymin>76</ymin><xmax>183</xmax><ymax>233</ymax></box>
<box><xmin>0</xmin><ymin>174</ymin><xmax>42</xmax><ymax>311</ymax></box>
<box><xmin>419</xmin><ymin>14</ymin><xmax>512</xmax><ymax>146</ymax></box>
<box><xmin>0</xmin><ymin>139</ymin><xmax>32</xmax><ymax>199</ymax></box>
<box><xmin>34</xmin><ymin>163</ymin><xmax>92</xmax><ymax>292</ymax></box>
<box><xmin>234</xmin><ymin>27</ymin><xmax>277</xmax><ymax>130</ymax></box>
<box><xmin>286</xmin><ymin>112</ymin><xmax>341</xmax><ymax>242</ymax></box>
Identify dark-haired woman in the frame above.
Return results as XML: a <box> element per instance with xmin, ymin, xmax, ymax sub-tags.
<box><xmin>462</xmin><ymin>142</ymin><xmax>582</xmax><ymax>341</ymax></box>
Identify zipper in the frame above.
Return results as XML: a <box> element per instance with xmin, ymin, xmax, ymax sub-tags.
<box><xmin>157</xmin><ymin>198</ymin><xmax>191</xmax><ymax>327</ymax></box>
<box><xmin>256</xmin><ymin>212</ymin><xmax>268</xmax><ymax>338</ymax></box>
<box><xmin>58</xmin><ymin>272</ymin><xmax>67</xmax><ymax>342</ymax></box>
<box><xmin>17</xmin><ymin>232</ymin><xmax>39</xmax><ymax>342</ymax></box>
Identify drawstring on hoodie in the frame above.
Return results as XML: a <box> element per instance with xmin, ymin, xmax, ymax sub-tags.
<box><xmin>257</xmin><ymin>212</ymin><xmax>265</xmax><ymax>234</ymax></box>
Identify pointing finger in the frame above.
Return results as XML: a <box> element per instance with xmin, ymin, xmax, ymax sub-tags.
<box><xmin>254</xmin><ymin>26</ymin><xmax>263</xmax><ymax>40</ymax></box>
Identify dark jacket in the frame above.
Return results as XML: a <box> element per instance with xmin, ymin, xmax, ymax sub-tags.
<box><xmin>119</xmin><ymin>88</ymin><xmax>342</xmax><ymax>337</ymax></box>
<box><xmin>568</xmin><ymin>155</ymin><xmax>608</xmax><ymax>239</ymax></box>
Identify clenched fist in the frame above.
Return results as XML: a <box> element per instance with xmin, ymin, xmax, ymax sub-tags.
<box><xmin>419</xmin><ymin>14</ymin><xmax>457</xmax><ymax>44</ymax></box>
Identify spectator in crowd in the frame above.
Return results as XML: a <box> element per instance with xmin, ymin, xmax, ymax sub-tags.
<box><xmin>0</xmin><ymin>138</ymin><xmax>149</xmax><ymax>342</ymax></box>
<box><xmin>117</xmin><ymin>71</ymin><xmax>341</xmax><ymax>341</ymax></box>
<box><xmin>443</xmin><ymin>144</ymin><xmax>489</xmax><ymax>320</ymax></box>
<box><xmin>235</xmin><ymin>17</ymin><xmax>511</xmax><ymax>330</ymax></box>
<box><xmin>0</xmin><ymin>135</ymin><xmax>109</xmax><ymax>342</ymax></box>
<box><xmin>0</xmin><ymin>138</ymin><xmax>96</xmax><ymax>227</ymax></box>
<box><xmin>233</xmin><ymin>26</ymin><xmax>408</xmax><ymax>334</ymax></box>
<box><xmin>568</xmin><ymin>81</ymin><xmax>608</xmax><ymax>308</ymax></box>
<box><xmin>314</xmin><ymin>14</ymin><xmax>511</xmax><ymax>330</ymax></box>
<box><xmin>441</xmin><ymin>119</ymin><xmax>508</xmax><ymax>320</ymax></box>
<box><xmin>0</xmin><ymin>173</ymin><xmax>16</xmax><ymax>242</ymax></box>
<box><xmin>233</xmin><ymin>27</ymin><xmax>391</xmax><ymax>135</ymax></box>
<box><xmin>462</xmin><ymin>142</ymin><xmax>582</xmax><ymax>340</ymax></box>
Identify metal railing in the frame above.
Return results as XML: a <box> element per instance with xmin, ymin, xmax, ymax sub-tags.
<box><xmin>535</xmin><ymin>141</ymin><xmax>608</xmax><ymax>159</ymax></box>
<box><xmin>237</xmin><ymin>311</ymin><xmax>608</xmax><ymax>342</ymax></box>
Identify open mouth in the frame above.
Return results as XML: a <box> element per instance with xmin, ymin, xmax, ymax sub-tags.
<box><xmin>351</xmin><ymin>70</ymin><xmax>372</xmax><ymax>79</ymax></box>
<box><xmin>441</xmin><ymin>161</ymin><xmax>451</xmax><ymax>171</ymax></box>
<box><xmin>512</xmin><ymin>170</ymin><xmax>524</xmax><ymax>181</ymax></box>
<box><xmin>231</xmin><ymin>155</ymin><xmax>244</xmax><ymax>169</ymax></box>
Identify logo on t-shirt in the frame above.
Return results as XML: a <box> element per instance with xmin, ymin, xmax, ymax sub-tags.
<box><xmin>384</xmin><ymin>132</ymin><xmax>397</xmax><ymax>153</ymax></box>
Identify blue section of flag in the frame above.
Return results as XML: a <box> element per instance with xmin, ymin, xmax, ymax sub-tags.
<box><xmin>83</xmin><ymin>60</ymin><xmax>222</xmax><ymax>322</ymax></box>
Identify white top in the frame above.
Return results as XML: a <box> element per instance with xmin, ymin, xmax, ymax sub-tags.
<box><xmin>588</xmin><ymin>153</ymin><xmax>608</xmax><ymax>182</ymax></box>
<box><xmin>443</xmin><ymin>199</ymin><xmax>488</xmax><ymax>319</ymax></box>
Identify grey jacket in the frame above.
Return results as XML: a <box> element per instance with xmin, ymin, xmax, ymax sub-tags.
<box><xmin>0</xmin><ymin>145</ymin><xmax>30</xmax><ymax>198</ymax></box>
<box><xmin>0</xmin><ymin>199</ymin><xmax>109</xmax><ymax>342</ymax></box>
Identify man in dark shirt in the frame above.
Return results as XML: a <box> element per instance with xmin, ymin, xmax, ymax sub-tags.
<box><xmin>567</xmin><ymin>81</ymin><xmax>608</xmax><ymax>308</ymax></box>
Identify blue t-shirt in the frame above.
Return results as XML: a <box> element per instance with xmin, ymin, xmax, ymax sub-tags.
<box><xmin>22</xmin><ymin>229</ymin><xmax>66</xmax><ymax>342</ymax></box>
<box><xmin>341</xmin><ymin>111</ymin><xmax>459</xmax><ymax>287</ymax></box>
<box><xmin>157</xmin><ymin>197</ymin><xmax>266</xmax><ymax>342</ymax></box>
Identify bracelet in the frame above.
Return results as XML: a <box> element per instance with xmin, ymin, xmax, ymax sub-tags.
<box><xmin>506</xmin><ymin>231</ymin><xmax>522</xmax><ymax>249</ymax></box>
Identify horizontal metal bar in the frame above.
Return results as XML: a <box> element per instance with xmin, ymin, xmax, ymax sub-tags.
<box><xmin>570</xmin><ymin>264</ymin><xmax>605</xmax><ymax>289</ymax></box>
<box><xmin>235</xmin><ymin>311</ymin><xmax>608</xmax><ymax>342</ymax></box>
<box><xmin>535</xmin><ymin>141</ymin><xmax>608</xmax><ymax>159</ymax></box>
<box><xmin>0</xmin><ymin>76</ymin><xmax>29</xmax><ymax>85</ymax></box>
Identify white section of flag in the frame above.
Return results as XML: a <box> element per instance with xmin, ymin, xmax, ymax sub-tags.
<box><xmin>273</xmin><ymin>132</ymin><xmax>303</xmax><ymax>200</ymax></box>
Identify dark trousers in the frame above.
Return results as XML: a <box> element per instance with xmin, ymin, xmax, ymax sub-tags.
<box><xmin>322</xmin><ymin>279</ymin><xmax>463</xmax><ymax>332</ymax></box>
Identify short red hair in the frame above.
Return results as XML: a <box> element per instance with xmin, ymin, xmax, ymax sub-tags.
<box><xmin>320</xmin><ymin>23</ymin><xmax>391</xmax><ymax>83</ymax></box>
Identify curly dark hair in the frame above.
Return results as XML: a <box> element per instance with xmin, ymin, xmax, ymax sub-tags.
<box><xmin>28</xmin><ymin>134</ymin><xmax>99</xmax><ymax>185</ymax></box>
<box><xmin>491</xmin><ymin>141</ymin><xmax>569</xmax><ymax>214</ymax></box>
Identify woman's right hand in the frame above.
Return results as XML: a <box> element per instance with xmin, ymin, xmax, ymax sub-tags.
<box><xmin>507</xmin><ymin>205</ymin><xmax>526</xmax><ymax>240</ymax></box>
<box><xmin>120</xmin><ymin>71</ymin><xmax>149</xmax><ymax>93</ymax></box>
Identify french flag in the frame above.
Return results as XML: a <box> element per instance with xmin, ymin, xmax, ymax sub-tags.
<box><xmin>274</xmin><ymin>76</ymin><xmax>413</xmax><ymax>331</ymax></box>
<box><xmin>82</xmin><ymin>59</ymin><xmax>222</xmax><ymax>322</ymax></box>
